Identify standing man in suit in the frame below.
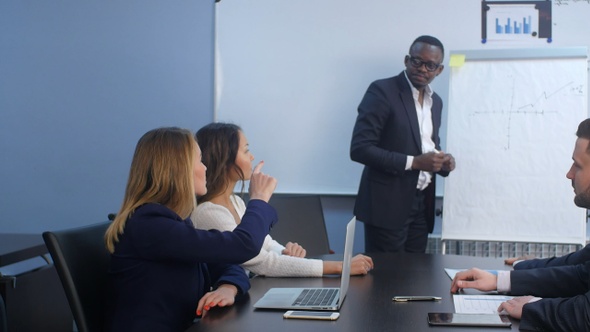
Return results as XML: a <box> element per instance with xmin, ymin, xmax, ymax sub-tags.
<box><xmin>450</xmin><ymin>118</ymin><xmax>590</xmax><ymax>331</ymax></box>
<box><xmin>350</xmin><ymin>35</ymin><xmax>455</xmax><ymax>253</ymax></box>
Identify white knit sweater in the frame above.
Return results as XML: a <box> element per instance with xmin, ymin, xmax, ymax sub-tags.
<box><xmin>191</xmin><ymin>195</ymin><xmax>323</xmax><ymax>277</ymax></box>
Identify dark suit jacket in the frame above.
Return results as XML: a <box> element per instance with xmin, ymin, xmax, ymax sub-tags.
<box><xmin>350</xmin><ymin>71</ymin><xmax>448</xmax><ymax>232</ymax></box>
<box><xmin>514</xmin><ymin>243</ymin><xmax>590</xmax><ymax>270</ymax></box>
<box><xmin>511</xmin><ymin>262</ymin><xmax>590</xmax><ymax>331</ymax></box>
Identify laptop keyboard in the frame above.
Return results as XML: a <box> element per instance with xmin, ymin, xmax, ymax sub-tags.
<box><xmin>292</xmin><ymin>288</ymin><xmax>338</xmax><ymax>307</ymax></box>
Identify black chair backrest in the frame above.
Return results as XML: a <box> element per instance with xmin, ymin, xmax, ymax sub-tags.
<box><xmin>43</xmin><ymin>221</ymin><xmax>111</xmax><ymax>332</ymax></box>
<box><xmin>0</xmin><ymin>294</ymin><xmax>6</xmax><ymax>332</ymax></box>
<box><xmin>267</xmin><ymin>195</ymin><xmax>332</xmax><ymax>257</ymax></box>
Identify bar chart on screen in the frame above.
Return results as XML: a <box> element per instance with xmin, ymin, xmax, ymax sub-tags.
<box><xmin>482</xmin><ymin>1</ymin><xmax>552</xmax><ymax>43</ymax></box>
<box><xmin>489</xmin><ymin>5</ymin><xmax>536</xmax><ymax>37</ymax></box>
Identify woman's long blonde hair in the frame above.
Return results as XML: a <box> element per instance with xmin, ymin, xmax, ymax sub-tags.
<box><xmin>105</xmin><ymin>127</ymin><xmax>197</xmax><ymax>253</ymax></box>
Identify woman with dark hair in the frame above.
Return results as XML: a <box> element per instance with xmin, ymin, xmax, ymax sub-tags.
<box><xmin>192</xmin><ymin>122</ymin><xmax>373</xmax><ymax>277</ymax></box>
<box><xmin>104</xmin><ymin>127</ymin><xmax>278</xmax><ymax>331</ymax></box>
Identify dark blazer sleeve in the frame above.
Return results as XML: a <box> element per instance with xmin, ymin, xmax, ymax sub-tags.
<box><xmin>511</xmin><ymin>262</ymin><xmax>590</xmax><ymax>331</ymax></box>
<box><xmin>520</xmin><ymin>295</ymin><xmax>590</xmax><ymax>331</ymax></box>
<box><xmin>350</xmin><ymin>80</ymin><xmax>411</xmax><ymax>175</ymax></box>
<box><xmin>514</xmin><ymin>244</ymin><xmax>590</xmax><ymax>270</ymax></box>
<box><xmin>208</xmin><ymin>263</ymin><xmax>250</xmax><ymax>296</ymax></box>
<box><xmin>129</xmin><ymin>200</ymin><xmax>278</xmax><ymax>265</ymax></box>
<box><xmin>511</xmin><ymin>263</ymin><xmax>589</xmax><ymax>298</ymax></box>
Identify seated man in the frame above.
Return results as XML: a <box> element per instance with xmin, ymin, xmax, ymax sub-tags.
<box><xmin>451</xmin><ymin>118</ymin><xmax>590</xmax><ymax>331</ymax></box>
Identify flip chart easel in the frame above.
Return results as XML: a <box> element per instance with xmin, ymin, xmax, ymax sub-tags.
<box><xmin>442</xmin><ymin>48</ymin><xmax>588</xmax><ymax>251</ymax></box>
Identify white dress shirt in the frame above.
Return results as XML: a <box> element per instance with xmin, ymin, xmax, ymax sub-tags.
<box><xmin>403</xmin><ymin>71</ymin><xmax>436</xmax><ymax>190</ymax></box>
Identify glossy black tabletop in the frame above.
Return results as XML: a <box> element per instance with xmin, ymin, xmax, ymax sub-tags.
<box><xmin>187</xmin><ymin>253</ymin><xmax>519</xmax><ymax>332</ymax></box>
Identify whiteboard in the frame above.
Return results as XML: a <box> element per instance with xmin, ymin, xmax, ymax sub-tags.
<box><xmin>215</xmin><ymin>0</ymin><xmax>590</xmax><ymax>195</ymax></box>
<box><xmin>214</xmin><ymin>0</ymin><xmax>468</xmax><ymax>194</ymax></box>
<box><xmin>442</xmin><ymin>48</ymin><xmax>588</xmax><ymax>245</ymax></box>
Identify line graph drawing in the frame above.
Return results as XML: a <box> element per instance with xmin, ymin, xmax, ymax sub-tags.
<box><xmin>470</xmin><ymin>79</ymin><xmax>577</xmax><ymax>149</ymax></box>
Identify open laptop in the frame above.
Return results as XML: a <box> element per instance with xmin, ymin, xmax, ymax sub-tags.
<box><xmin>253</xmin><ymin>216</ymin><xmax>356</xmax><ymax>311</ymax></box>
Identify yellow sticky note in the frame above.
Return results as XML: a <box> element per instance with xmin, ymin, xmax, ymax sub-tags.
<box><xmin>449</xmin><ymin>54</ymin><xmax>466</xmax><ymax>67</ymax></box>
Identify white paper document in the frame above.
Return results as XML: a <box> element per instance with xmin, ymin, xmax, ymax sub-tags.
<box><xmin>453</xmin><ymin>295</ymin><xmax>513</xmax><ymax>314</ymax></box>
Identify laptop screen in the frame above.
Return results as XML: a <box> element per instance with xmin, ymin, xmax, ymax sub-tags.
<box><xmin>337</xmin><ymin>216</ymin><xmax>356</xmax><ymax>305</ymax></box>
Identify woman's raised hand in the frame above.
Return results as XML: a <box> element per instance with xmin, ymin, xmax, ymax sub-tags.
<box><xmin>248</xmin><ymin>161</ymin><xmax>277</xmax><ymax>203</ymax></box>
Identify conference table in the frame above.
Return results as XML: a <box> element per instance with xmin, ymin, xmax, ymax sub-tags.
<box><xmin>187</xmin><ymin>253</ymin><xmax>520</xmax><ymax>331</ymax></box>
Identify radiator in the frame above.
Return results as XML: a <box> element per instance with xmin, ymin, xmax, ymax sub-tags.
<box><xmin>425</xmin><ymin>235</ymin><xmax>582</xmax><ymax>258</ymax></box>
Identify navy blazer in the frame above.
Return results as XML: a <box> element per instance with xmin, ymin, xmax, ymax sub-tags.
<box><xmin>511</xmin><ymin>261</ymin><xmax>590</xmax><ymax>330</ymax></box>
<box><xmin>514</xmin><ymin>243</ymin><xmax>590</xmax><ymax>270</ymax></box>
<box><xmin>105</xmin><ymin>200</ymin><xmax>277</xmax><ymax>332</ymax></box>
<box><xmin>350</xmin><ymin>71</ymin><xmax>448</xmax><ymax>232</ymax></box>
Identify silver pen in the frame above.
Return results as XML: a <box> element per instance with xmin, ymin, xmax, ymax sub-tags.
<box><xmin>392</xmin><ymin>296</ymin><xmax>442</xmax><ymax>302</ymax></box>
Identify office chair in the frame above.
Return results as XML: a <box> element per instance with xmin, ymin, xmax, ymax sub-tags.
<box><xmin>43</xmin><ymin>221</ymin><xmax>111</xmax><ymax>332</ymax></box>
<box><xmin>268</xmin><ymin>195</ymin><xmax>333</xmax><ymax>257</ymax></box>
<box><xmin>0</xmin><ymin>294</ymin><xmax>6</xmax><ymax>332</ymax></box>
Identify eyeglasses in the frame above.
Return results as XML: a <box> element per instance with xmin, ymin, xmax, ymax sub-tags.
<box><xmin>407</xmin><ymin>56</ymin><xmax>441</xmax><ymax>72</ymax></box>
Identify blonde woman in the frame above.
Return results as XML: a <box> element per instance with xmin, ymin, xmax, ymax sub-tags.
<box><xmin>104</xmin><ymin>127</ymin><xmax>277</xmax><ymax>332</ymax></box>
<box><xmin>191</xmin><ymin>123</ymin><xmax>373</xmax><ymax>277</ymax></box>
